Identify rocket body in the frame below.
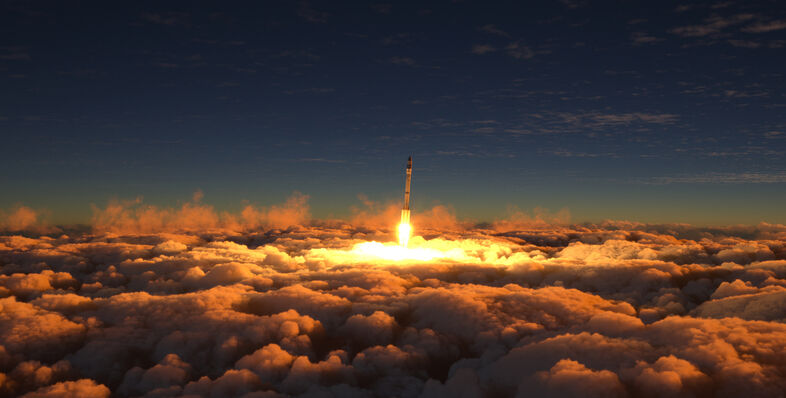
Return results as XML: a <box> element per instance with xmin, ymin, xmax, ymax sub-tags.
<box><xmin>401</xmin><ymin>156</ymin><xmax>412</xmax><ymax>224</ymax></box>
<box><xmin>397</xmin><ymin>157</ymin><xmax>413</xmax><ymax>246</ymax></box>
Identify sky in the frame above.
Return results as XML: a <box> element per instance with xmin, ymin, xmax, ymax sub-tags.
<box><xmin>2</xmin><ymin>0</ymin><xmax>785</xmax><ymax>225</ymax></box>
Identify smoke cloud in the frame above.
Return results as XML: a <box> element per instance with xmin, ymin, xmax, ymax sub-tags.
<box><xmin>0</xmin><ymin>206</ymin><xmax>57</xmax><ymax>235</ymax></box>
<box><xmin>1</xmin><ymin>198</ymin><xmax>786</xmax><ymax>396</ymax></box>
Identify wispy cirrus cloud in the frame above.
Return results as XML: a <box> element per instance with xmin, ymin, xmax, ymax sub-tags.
<box><xmin>648</xmin><ymin>172</ymin><xmax>786</xmax><ymax>184</ymax></box>
<box><xmin>471</xmin><ymin>44</ymin><xmax>496</xmax><ymax>54</ymax></box>
<box><xmin>0</xmin><ymin>52</ymin><xmax>31</xmax><ymax>60</ymax></box>
<box><xmin>283</xmin><ymin>87</ymin><xmax>335</xmax><ymax>95</ymax></box>
<box><xmin>297</xmin><ymin>2</ymin><xmax>329</xmax><ymax>23</ymax></box>
<box><xmin>293</xmin><ymin>157</ymin><xmax>346</xmax><ymax>163</ymax></box>
<box><xmin>631</xmin><ymin>32</ymin><xmax>661</xmax><ymax>45</ymax></box>
<box><xmin>728</xmin><ymin>39</ymin><xmax>762</xmax><ymax>48</ymax></box>
<box><xmin>0</xmin><ymin>46</ymin><xmax>31</xmax><ymax>61</ymax></box>
<box><xmin>742</xmin><ymin>19</ymin><xmax>786</xmax><ymax>33</ymax></box>
<box><xmin>371</xmin><ymin>3</ymin><xmax>392</xmax><ymax>14</ymax></box>
<box><xmin>505</xmin><ymin>42</ymin><xmax>535</xmax><ymax>59</ymax></box>
<box><xmin>388</xmin><ymin>56</ymin><xmax>416</xmax><ymax>66</ymax></box>
<box><xmin>670</xmin><ymin>13</ymin><xmax>754</xmax><ymax>37</ymax></box>
<box><xmin>478</xmin><ymin>24</ymin><xmax>510</xmax><ymax>37</ymax></box>
<box><xmin>141</xmin><ymin>12</ymin><xmax>190</xmax><ymax>26</ymax></box>
<box><xmin>546</xmin><ymin>111</ymin><xmax>680</xmax><ymax>128</ymax></box>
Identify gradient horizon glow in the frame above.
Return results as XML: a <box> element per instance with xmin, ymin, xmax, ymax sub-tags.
<box><xmin>1</xmin><ymin>1</ymin><xmax>785</xmax><ymax>226</ymax></box>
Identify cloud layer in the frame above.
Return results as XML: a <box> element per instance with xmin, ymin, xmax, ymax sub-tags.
<box><xmin>1</xmin><ymin>215</ymin><xmax>786</xmax><ymax>397</ymax></box>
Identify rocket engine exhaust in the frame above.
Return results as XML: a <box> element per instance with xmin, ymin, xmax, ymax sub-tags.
<box><xmin>398</xmin><ymin>156</ymin><xmax>413</xmax><ymax>246</ymax></box>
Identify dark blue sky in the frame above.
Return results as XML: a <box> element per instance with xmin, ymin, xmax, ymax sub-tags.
<box><xmin>2</xmin><ymin>0</ymin><xmax>785</xmax><ymax>225</ymax></box>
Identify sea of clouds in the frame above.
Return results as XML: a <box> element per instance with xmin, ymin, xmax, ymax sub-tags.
<box><xmin>1</xmin><ymin>196</ymin><xmax>785</xmax><ymax>397</ymax></box>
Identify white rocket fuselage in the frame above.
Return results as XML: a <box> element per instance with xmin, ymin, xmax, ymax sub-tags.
<box><xmin>401</xmin><ymin>156</ymin><xmax>412</xmax><ymax>224</ymax></box>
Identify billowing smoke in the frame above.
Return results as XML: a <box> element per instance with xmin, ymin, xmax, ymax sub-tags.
<box><xmin>0</xmin><ymin>206</ymin><xmax>58</xmax><ymax>235</ymax></box>
<box><xmin>1</xmin><ymin>197</ymin><xmax>786</xmax><ymax>397</ymax></box>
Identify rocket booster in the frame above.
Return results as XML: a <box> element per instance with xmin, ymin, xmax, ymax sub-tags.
<box><xmin>404</xmin><ymin>156</ymin><xmax>412</xmax><ymax>210</ymax></box>
<box><xmin>401</xmin><ymin>156</ymin><xmax>412</xmax><ymax>224</ymax></box>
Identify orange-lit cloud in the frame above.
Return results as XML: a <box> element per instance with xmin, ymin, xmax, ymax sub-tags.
<box><xmin>90</xmin><ymin>192</ymin><xmax>311</xmax><ymax>234</ymax></box>
<box><xmin>1</xmin><ymin>208</ymin><xmax>786</xmax><ymax>396</ymax></box>
<box><xmin>0</xmin><ymin>206</ymin><xmax>58</xmax><ymax>234</ymax></box>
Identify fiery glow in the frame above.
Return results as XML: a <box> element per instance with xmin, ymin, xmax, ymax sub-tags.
<box><xmin>397</xmin><ymin>222</ymin><xmax>411</xmax><ymax>246</ymax></box>
<box><xmin>304</xmin><ymin>236</ymin><xmax>536</xmax><ymax>266</ymax></box>
<box><xmin>352</xmin><ymin>241</ymin><xmax>461</xmax><ymax>262</ymax></box>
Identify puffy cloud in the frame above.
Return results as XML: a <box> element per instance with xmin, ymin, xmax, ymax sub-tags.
<box><xmin>2</xmin><ymin>360</ymin><xmax>73</xmax><ymax>396</ymax></box>
<box><xmin>280</xmin><ymin>353</ymin><xmax>354</xmax><ymax>395</ymax></box>
<box><xmin>0</xmin><ymin>220</ymin><xmax>785</xmax><ymax>396</ymax></box>
<box><xmin>0</xmin><ymin>298</ymin><xmax>86</xmax><ymax>363</ymax></box>
<box><xmin>0</xmin><ymin>271</ymin><xmax>77</xmax><ymax>299</ymax></box>
<box><xmin>340</xmin><ymin>311</ymin><xmax>397</xmax><ymax>347</ymax></box>
<box><xmin>117</xmin><ymin>353</ymin><xmax>191</xmax><ymax>396</ymax></box>
<box><xmin>90</xmin><ymin>192</ymin><xmax>311</xmax><ymax>234</ymax></box>
<box><xmin>693</xmin><ymin>289</ymin><xmax>786</xmax><ymax>321</ymax></box>
<box><xmin>19</xmin><ymin>379</ymin><xmax>109</xmax><ymax>398</ymax></box>
<box><xmin>421</xmin><ymin>367</ymin><xmax>482</xmax><ymax>398</ymax></box>
<box><xmin>239</xmin><ymin>192</ymin><xmax>312</xmax><ymax>230</ymax></box>
<box><xmin>235</xmin><ymin>344</ymin><xmax>294</xmax><ymax>383</ymax></box>
<box><xmin>349</xmin><ymin>196</ymin><xmax>467</xmax><ymax>232</ymax></box>
<box><xmin>715</xmin><ymin>242</ymin><xmax>775</xmax><ymax>264</ymax></box>
<box><xmin>624</xmin><ymin>355</ymin><xmax>712</xmax><ymax>397</ymax></box>
<box><xmin>199</xmin><ymin>262</ymin><xmax>257</xmax><ymax>287</ymax></box>
<box><xmin>152</xmin><ymin>240</ymin><xmax>188</xmax><ymax>255</ymax></box>
<box><xmin>492</xmin><ymin>205</ymin><xmax>571</xmax><ymax>231</ymax></box>
<box><xmin>182</xmin><ymin>369</ymin><xmax>262</xmax><ymax>397</ymax></box>
<box><xmin>534</xmin><ymin>359</ymin><xmax>626</xmax><ymax>398</ymax></box>
<box><xmin>91</xmin><ymin>197</ymin><xmax>219</xmax><ymax>234</ymax></box>
<box><xmin>711</xmin><ymin>279</ymin><xmax>771</xmax><ymax>299</ymax></box>
<box><xmin>0</xmin><ymin>206</ymin><xmax>58</xmax><ymax>234</ymax></box>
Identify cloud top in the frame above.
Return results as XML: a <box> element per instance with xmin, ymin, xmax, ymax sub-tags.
<box><xmin>1</xmin><ymin>217</ymin><xmax>785</xmax><ymax>396</ymax></box>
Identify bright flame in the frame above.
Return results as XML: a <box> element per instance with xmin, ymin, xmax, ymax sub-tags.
<box><xmin>397</xmin><ymin>222</ymin><xmax>412</xmax><ymax>246</ymax></box>
<box><xmin>304</xmin><ymin>236</ymin><xmax>539</xmax><ymax>266</ymax></box>
<box><xmin>352</xmin><ymin>241</ymin><xmax>460</xmax><ymax>262</ymax></box>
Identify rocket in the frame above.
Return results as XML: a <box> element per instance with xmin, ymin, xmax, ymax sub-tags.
<box><xmin>401</xmin><ymin>156</ymin><xmax>412</xmax><ymax>224</ymax></box>
<box><xmin>397</xmin><ymin>156</ymin><xmax>413</xmax><ymax>247</ymax></box>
